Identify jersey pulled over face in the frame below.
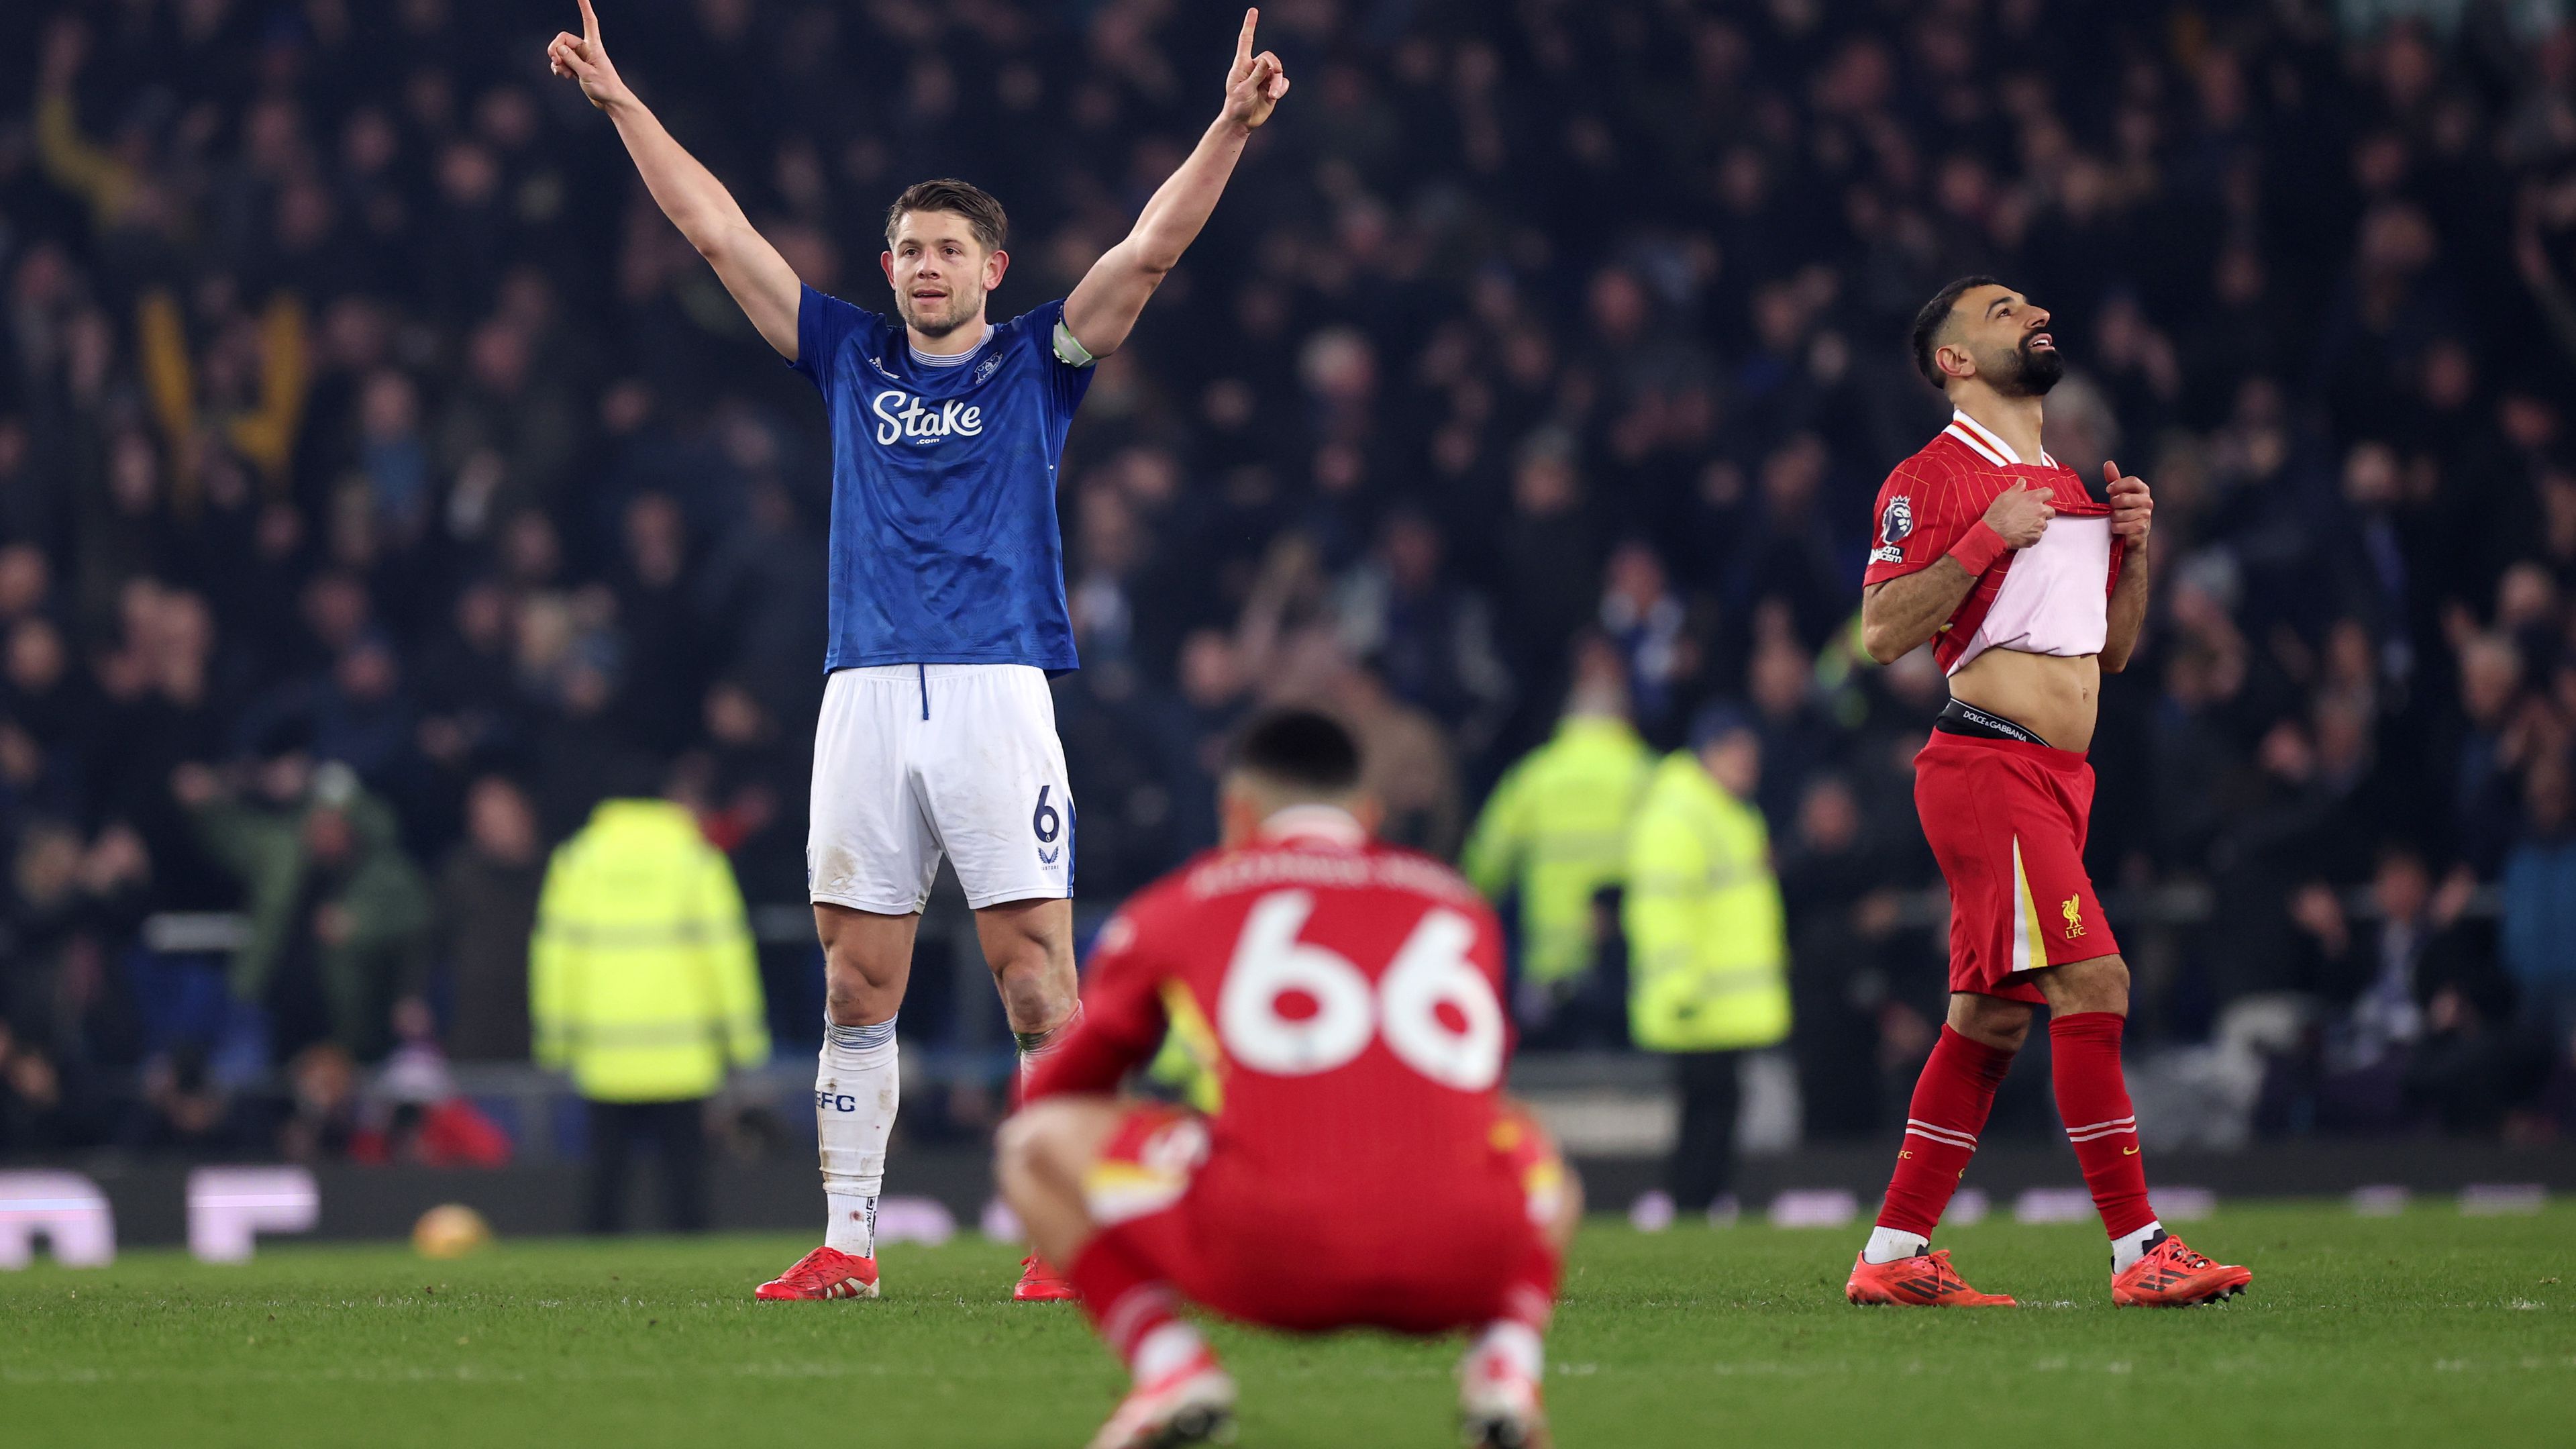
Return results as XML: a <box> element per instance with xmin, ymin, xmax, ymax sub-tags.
<box><xmin>1863</xmin><ymin>409</ymin><xmax>2126</xmax><ymax>674</ymax></box>
<box><xmin>1023</xmin><ymin>808</ymin><xmax>1516</xmax><ymax>1215</ymax></box>
<box><xmin>791</xmin><ymin>286</ymin><xmax>1092</xmax><ymax>672</ymax></box>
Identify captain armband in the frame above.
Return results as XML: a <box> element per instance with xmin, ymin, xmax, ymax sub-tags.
<box><xmin>1947</xmin><ymin>521</ymin><xmax>2008</xmax><ymax>577</ymax></box>
<box><xmin>1051</xmin><ymin>318</ymin><xmax>1098</xmax><ymax>368</ymax></box>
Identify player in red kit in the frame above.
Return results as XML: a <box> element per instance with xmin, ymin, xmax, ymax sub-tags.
<box><xmin>1844</xmin><ymin>277</ymin><xmax>2252</xmax><ymax>1309</ymax></box>
<box><xmin>1000</xmin><ymin>710</ymin><xmax>1580</xmax><ymax>1449</ymax></box>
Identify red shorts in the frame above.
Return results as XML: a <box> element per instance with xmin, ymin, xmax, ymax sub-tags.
<box><xmin>1082</xmin><ymin>1104</ymin><xmax>1561</xmax><ymax>1336</ymax></box>
<box><xmin>1912</xmin><ymin>730</ymin><xmax>2118</xmax><ymax>1005</ymax></box>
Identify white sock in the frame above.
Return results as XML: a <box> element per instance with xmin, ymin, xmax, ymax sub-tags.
<box><xmin>1467</xmin><ymin>1320</ymin><xmax>1544</xmax><ymax>1381</ymax></box>
<box><xmin>1130</xmin><ymin>1319</ymin><xmax>1206</xmax><ymax>1385</ymax></box>
<box><xmin>819</xmin><ymin>1015</ymin><xmax>899</xmax><ymax>1258</ymax></box>
<box><xmin>1863</xmin><ymin>1226</ymin><xmax>1929</xmax><ymax>1264</ymax></box>
<box><xmin>2110</xmin><ymin>1219</ymin><xmax>2164</xmax><ymax>1273</ymax></box>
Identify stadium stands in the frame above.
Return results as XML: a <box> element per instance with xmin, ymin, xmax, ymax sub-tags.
<box><xmin>3</xmin><ymin>0</ymin><xmax>2575</xmax><ymax>1160</ymax></box>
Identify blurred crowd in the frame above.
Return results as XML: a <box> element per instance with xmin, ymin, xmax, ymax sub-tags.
<box><xmin>4</xmin><ymin>0</ymin><xmax>2576</xmax><ymax>1161</ymax></box>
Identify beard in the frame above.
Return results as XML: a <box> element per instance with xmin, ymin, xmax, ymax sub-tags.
<box><xmin>897</xmin><ymin>282</ymin><xmax>983</xmax><ymax>338</ymax></box>
<box><xmin>1990</xmin><ymin>335</ymin><xmax>2065</xmax><ymax>398</ymax></box>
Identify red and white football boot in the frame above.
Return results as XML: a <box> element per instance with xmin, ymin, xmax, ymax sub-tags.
<box><xmin>1085</xmin><ymin>1348</ymin><xmax>1235</xmax><ymax>1449</ymax></box>
<box><xmin>1843</xmin><ymin>1248</ymin><xmax>2017</xmax><ymax>1307</ymax></box>
<box><xmin>1013</xmin><ymin>1253</ymin><xmax>1078</xmax><ymax>1302</ymax></box>
<box><xmin>2111</xmin><ymin>1232</ymin><xmax>2252</xmax><ymax>1306</ymax></box>
<box><xmin>754</xmin><ymin>1245</ymin><xmax>879</xmax><ymax>1301</ymax></box>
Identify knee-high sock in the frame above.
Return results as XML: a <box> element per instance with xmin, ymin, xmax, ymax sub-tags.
<box><xmin>818</xmin><ymin>1015</ymin><xmax>898</xmax><ymax>1257</ymax></box>
<box><xmin>1070</xmin><ymin>1228</ymin><xmax>1206</xmax><ymax>1384</ymax></box>
<box><xmin>2049</xmin><ymin>1011</ymin><xmax>2157</xmax><ymax>1240</ymax></box>
<box><xmin>1873</xmin><ymin>1026</ymin><xmax>2016</xmax><ymax>1245</ymax></box>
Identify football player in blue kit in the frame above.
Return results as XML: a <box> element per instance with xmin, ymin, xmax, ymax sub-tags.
<box><xmin>549</xmin><ymin>1</ymin><xmax>1290</xmax><ymax>1301</ymax></box>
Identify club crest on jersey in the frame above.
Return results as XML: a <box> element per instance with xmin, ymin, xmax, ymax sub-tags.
<box><xmin>871</xmin><ymin>389</ymin><xmax>986</xmax><ymax>446</ymax></box>
<box><xmin>974</xmin><ymin>352</ymin><xmax>1004</xmax><ymax>384</ymax></box>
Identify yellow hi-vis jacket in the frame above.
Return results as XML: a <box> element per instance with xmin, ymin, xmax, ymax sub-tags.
<box><xmin>1460</xmin><ymin>715</ymin><xmax>1653</xmax><ymax>988</ymax></box>
<box><xmin>1620</xmin><ymin>753</ymin><xmax>1792</xmax><ymax>1053</ymax></box>
<box><xmin>532</xmin><ymin>800</ymin><xmax>770</xmax><ymax>1102</ymax></box>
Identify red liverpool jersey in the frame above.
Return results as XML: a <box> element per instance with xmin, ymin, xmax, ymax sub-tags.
<box><xmin>1024</xmin><ymin>805</ymin><xmax>1517</xmax><ymax>1225</ymax></box>
<box><xmin>1863</xmin><ymin>409</ymin><xmax>2124</xmax><ymax>673</ymax></box>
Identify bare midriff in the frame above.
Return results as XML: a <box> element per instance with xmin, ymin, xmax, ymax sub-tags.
<box><xmin>1948</xmin><ymin>647</ymin><xmax>2101</xmax><ymax>753</ymax></box>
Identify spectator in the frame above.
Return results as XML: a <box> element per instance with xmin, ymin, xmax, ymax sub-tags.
<box><xmin>433</xmin><ymin>775</ymin><xmax>546</xmax><ymax>1062</ymax></box>
<box><xmin>3</xmin><ymin>820</ymin><xmax>148</xmax><ymax>1069</ymax></box>
<box><xmin>2299</xmin><ymin>844</ymin><xmax>2505</xmax><ymax>1132</ymax></box>
<box><xmin>360</xmin><ymin>1000</ymin><xmax>512</xmax><ymax>1168</ymax></box>
<box><xmin>1330</xmin><ymin>662</ymin><xmax>1462</xmax><ymax>860</ymax></box>
<box><xmin>1776</xmin><ymin>775</ymin><xmax>1916</xmax><ymax>1142</ymax></box>
<box><xmin>1333</xmin><ymin>506</ymin><xmax>1513</xmax><ymax>758</ymax></box>
<box><xmin>178</xmin><ymin>754</ymin><xmax>432</xmax><ymax>1064</ymax></box>
<box><xmin>0</xmin><ymin>1019</ymin><xmax>90</xmax><ymax>1154</ymax></box>
<box><xmin>1597</xmin><ymin>542</ymin><xmax>1696</xmax><ymax>746</ymax></box>
<box><xmin>2502</xmin><ymin>756</ymin><xmax>2576</xmax><ymax>1064</ymax></box>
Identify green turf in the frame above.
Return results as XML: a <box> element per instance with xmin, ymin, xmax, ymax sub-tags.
<box><xmin>3</xmin><ymin>1201</ymin><xmax>2571</xmax><ymax>1448</ymax></box>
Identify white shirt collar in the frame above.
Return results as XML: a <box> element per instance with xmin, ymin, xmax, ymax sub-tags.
<box><xmin>1945</xmin><ymin>408</ymin><xmax>2055</xmax><ymax>468</ymax></box>
<box><xmin>1257</xmin><ymin>804</ymin><xmax>1368</xmax><ymax>847</ymax></box>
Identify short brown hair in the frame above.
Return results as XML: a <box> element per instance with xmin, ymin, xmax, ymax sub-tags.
<box><xmin>884</xmin><ymin>179</ymin><xmax>1009</xmax><ymax>252</ymax></box>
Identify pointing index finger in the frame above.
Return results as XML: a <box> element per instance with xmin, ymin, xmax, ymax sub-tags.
<box><xmin>1237</xmin><ymin>8</ymin><xmax>1258</xmax><ymax>66</ymax></box>
<box><xmin>579</xmin><ymin>0</ymin><xmax>601</xmax><ymax>44</ymax></box>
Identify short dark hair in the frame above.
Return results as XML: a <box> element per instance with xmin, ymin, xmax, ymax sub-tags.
<box><xmin>884</xmin><ymin>179</ymin><xmax>1008</xmax><ymax>252</ymax></box>
<box><xmin>1230</xmin><ymin>708</ymin><xmax>1363</xmax><ymax>797</ymax></box>
<box><xmin>1910</xmin><ymin>274</ymin><xmax>2002</xmax><ymax>389</ymax></box>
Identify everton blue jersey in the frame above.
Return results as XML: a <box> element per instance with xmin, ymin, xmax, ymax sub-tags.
<box><xmin>790</xmin><ymin>285</ymin><xmax>1090</xmax><ymax>672</ymax></box>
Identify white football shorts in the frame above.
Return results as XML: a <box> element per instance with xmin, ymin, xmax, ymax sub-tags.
<box><xmin>807</xmin><ymin>663</ymin><xmax>1075</xmax><ymax>913</ymax></box>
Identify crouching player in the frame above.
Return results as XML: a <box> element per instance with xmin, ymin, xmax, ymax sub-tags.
<box><xmin>999</xmin><ymin>709</ymin><xmax>1580</xmax><ymax>1449</ymax></box>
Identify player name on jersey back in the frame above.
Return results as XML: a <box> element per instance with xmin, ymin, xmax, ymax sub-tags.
<box><xmin>1183</xmin><ymin>844</ymin><xmax>1484</xmax><ymax>906</ymax></box>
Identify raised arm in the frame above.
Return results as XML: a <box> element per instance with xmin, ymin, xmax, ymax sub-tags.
<box><xmin>2099</xmin><ymin>461</ymin><xmax>2154</xmax><ymax>672</ymax></box>
<box><xmin>1859</xmin><ymin>481</ymin><xmax>2056</xmax><ymax>664</ymax></box>
<box><xmin>548</xmin><ymin>0</ymin><xmax>801</xmax><ymax>359</ymax></box>
<box><xmin>1062</xmin><ymin>8</ymin><xmax>1290</xmax><ymax>361</ymax></box>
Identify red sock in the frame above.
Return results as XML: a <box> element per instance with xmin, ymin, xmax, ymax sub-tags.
<box><xmin>1875</xmin><ymin>1026</ymin><xmax>2015</xmax><ymax>1238</ymax></box>
<box><xmin>1068</xmin><ymin>1230</ymin><xmax>1180</xmax><ymax>1368</ymax></box>
<box><xmin>1495</xmin><ymin>1237</ymin><xmax>1562</xmax><ymax>1333</ymax></box>
<box><xmin>2049</xmin><ymin>1011</ymin><xmax>2155</xmax><ymax>1239</ymax></box>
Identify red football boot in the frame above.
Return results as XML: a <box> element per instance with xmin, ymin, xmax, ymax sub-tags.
<box><xmin>1085</xmin><ymin>1347</ymin><xmax>1235</xmax><ymax>1449</ymax></box>
<box><xmin>754</xmin><ymin>1245</ymin><xmax>879</xmax><ymax>1301</ymax></box>
<box><xmin>2111</xmin><ymin>1232</ymin><xmax>2251</xmax><ymax>1306</ymax></box>
<box><xmin>1013</xmin><ymin>1253</ymin><xmax>1078</xmax><ymax>1302</ymax></box>
<box><xmin>1844</xmin><ymin>1248</ymin><xmax>2017</xmax><ymax>1306</ymax></box>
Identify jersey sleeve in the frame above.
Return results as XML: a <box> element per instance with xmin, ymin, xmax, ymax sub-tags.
<box><xmin>788</xmin><ymin>285</ymin><xmax>871</xmax><ymax>394</ymax></box>
<box><xmin>1861</xmin><ymin>458</ymin><xmax>1971</xmax><ymax>586</ymax></box>
<box><xmin>1020</xmin><ymin>901</ymin><xmax>1170</xmax><ymax>1102</ymax></box>
<box><xmin>1030</xmin><ymin>299</ymin><xmax>1098</xmax><ymax>419</ymax></box>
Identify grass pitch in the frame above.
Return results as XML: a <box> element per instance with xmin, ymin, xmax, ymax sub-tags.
<box><xmin>3</xmin><ymin>1201</ymin><xmax>2571</xmax><ymax>1448</ymax></box>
